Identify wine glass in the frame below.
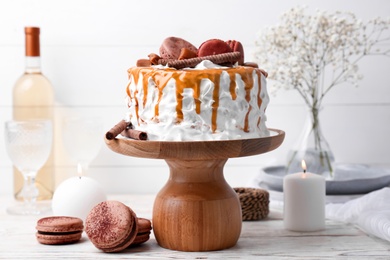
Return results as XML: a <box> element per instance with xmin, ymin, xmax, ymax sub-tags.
<box><xmin>62</xmin><ymin>116</ymin><xmax>103</xmax><ymax>176</ymax></box>
<box><xmin>4</xmin><ymin>120</ymin><xmax>52</xmax><ymax>215</ymax></box>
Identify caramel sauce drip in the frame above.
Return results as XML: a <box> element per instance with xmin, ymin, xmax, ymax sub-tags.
<box><xmin>127</xmin><ymin>68</ymin><xmax>142</xmax><ymax>120</ymax></box>
<box><xmin>229</xmin><ymin>72</ymin><xmax>237</xmax><ymax>100</ymax></box>
<box><xmin>255</xmin><ymin>69</ymin><xmax>263</xmax><ymax>130</ymax></box>
<box><xmin>127</xmin><ymin>66</ymin><xmax>263</xmax><ymax>133</ymax></box>
<box><xmin>255</xmin><ymin>69</ymin><xmax>263</xmax><ymax>109</ymax></box>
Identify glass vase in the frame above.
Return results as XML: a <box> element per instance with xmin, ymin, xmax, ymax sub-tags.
<box><xmin>286</xmin><ymin>107</ymin><xmax>335</xmax><ymax>179</ymax></box>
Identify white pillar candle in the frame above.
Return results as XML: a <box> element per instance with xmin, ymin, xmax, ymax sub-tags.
<box><xmin>283</xmin><ymin>160</ymin><xmax>325</xmax><ymax>231</ymax></box>
<box><xmin>52</xmin><ymin>165</ymin><xmax>107</xmax><ymax>221</ymax></box>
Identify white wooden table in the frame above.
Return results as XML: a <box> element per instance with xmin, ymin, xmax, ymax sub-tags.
<box><xmin>0</xmin><ymin>194</ymin><xmax>389</xmax><ymax>259</ymax></box>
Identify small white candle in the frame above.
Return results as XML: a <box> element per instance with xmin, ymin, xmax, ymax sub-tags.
<box><xmin>283</xmin><ymin>160</ymin><xmax>325</xmax><ymax>231</ymax></box>
<box><xmin>52</xmin><ymin>164</ymin><xmax>107</xmax><ymax>221</ymax></box>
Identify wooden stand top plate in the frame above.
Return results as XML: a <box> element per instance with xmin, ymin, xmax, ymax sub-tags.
<box><xmin>105</xmin><ymin>128</ymin><xmax>285</xmax><ymax>160</ymax></box>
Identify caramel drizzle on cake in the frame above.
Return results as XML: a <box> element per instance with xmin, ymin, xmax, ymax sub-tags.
<box><xmin>128</xmin><ymin>67</ymin><xmax>263</xmax><ymax>133</ymax></box>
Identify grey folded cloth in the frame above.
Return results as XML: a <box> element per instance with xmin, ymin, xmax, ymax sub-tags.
<box><xmin>326</xmin><ymin>187</ymin><xmax>390</xmax><ymax>242</ymax></box>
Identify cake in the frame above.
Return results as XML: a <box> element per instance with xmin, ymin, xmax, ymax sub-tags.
<box><xmin>124</xmin><ymin>37</ymin><xmax>270</xmax><ymax>141</ymax></box>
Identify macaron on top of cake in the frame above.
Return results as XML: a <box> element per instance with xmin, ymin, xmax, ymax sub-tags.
<box><xmin>226</xmin><ymin>40</ymin><xmax>245</xmax><ymax>65</ymax></box>
<box><xmin>197</xmin><ymin>39</ymin><xmax>233</xmax><ymax>57</ymax></box>
<box><xmin>85</xmin><ymin>200</ymin><xmax>138</xmax><ymax>253</ymax></box>
<box><xmin>159</xmin><ymin>36</ymin><xmax>198</xmax><ymax>60</ymax></box>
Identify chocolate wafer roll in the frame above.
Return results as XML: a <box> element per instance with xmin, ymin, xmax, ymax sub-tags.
<box><xmin>167</xmin><ymin>52</ymin><xmax>241</xmax><ymax>69</ymax></box>
<box><xmin>121</xmin><ymin>128</ymin><xmax>148</xmax><ymax>140</ymax></box>
<box><xmin>105</xmin><ymin>120</ymin><xmax>128</xmax><ymax>140</ymax></box>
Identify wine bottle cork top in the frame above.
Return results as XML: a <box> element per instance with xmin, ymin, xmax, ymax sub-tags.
<box><xmin>25</xmin><ymin>27</ymin><xmax>40</xmax><ymax>35</ymax></box>
<box><xmin>25</xmin><ymin>27</ymin><xmax>40</xmax><ymax>57</ymax></box>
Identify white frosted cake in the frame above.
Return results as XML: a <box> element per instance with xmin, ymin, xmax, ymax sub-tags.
<box><xmin>125</xmin><ymin>60</ymin><xmax>269</xmax><ymax>141</ymax></box>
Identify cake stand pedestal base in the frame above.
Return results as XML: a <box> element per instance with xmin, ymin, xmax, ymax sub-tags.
<box><xmin>105</xmin><ymin>128</ymin><xmax>285</xmax><ymax>252</ymax></box>
<box><xmin>153</xmin><ymin>159</ymin><xmax>241</xmax><ymax>251</ymax></box>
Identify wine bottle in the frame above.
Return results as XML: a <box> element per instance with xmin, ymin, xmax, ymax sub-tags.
<box><xmin>12</xmin><ymin>27</ymin><xmax>55</xmax><ymax>200</ymax></box>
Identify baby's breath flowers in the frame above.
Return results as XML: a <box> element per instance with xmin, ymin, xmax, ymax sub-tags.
<box><xmin>255</xmin><ymin>6</ymin><xmax>390</xmax><ymax>177</ymax></box>
<box><xmin>255</xmin><ymin>6</ymin><xmax>390</xmax><ymax>107</ymax></box>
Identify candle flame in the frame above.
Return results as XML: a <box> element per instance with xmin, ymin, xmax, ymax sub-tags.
<box><xmin>77</xmin><ymin>163</ymin><xmax>83</xmax><ymax>178</ymax></box>
<box><xmin>301</xmin><ymin>160</ymin><xmax>307</xmax><ymax>173</ymax></box>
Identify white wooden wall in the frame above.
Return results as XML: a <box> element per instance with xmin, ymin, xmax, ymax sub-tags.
<box><xmin>1</xmin><ymin>0</ymin><xmax>389</xmax><ymax>196</ymax></box>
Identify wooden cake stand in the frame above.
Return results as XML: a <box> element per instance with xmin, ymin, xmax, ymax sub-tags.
<box><xmin>105</xmin><ymin>129</ymin><xmax>285</xmax><ymax>252</ymax></box>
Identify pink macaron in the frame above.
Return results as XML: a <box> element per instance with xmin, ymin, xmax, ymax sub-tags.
<box><xmin>159</xmin><ymin>36</ymin><xmax>198</xmax><ymax>60</ymax></box>
<box><xmin>226</xmin><ymin>40</ymin><xmax>245</xmax><ymax>65</ymax></box>
<box><xmin>197</xmin><ymin>39</ymin><xmax>233</xmax><ymax>57</ymax></box>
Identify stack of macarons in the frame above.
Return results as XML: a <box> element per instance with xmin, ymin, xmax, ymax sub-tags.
<box><xmin>36</xmin><ymin>200</ymin><xmax>152</xmax><ymax>253</ymax></box>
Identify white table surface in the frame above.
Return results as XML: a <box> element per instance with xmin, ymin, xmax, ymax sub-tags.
<box><xmin>0</xmin><ymin>194</ymin><xmax>389</xmax><ymax>259</ymax></box>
